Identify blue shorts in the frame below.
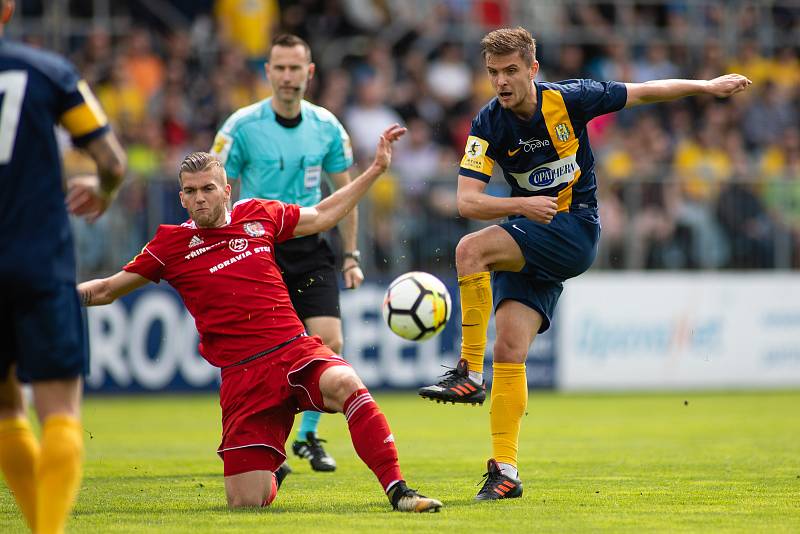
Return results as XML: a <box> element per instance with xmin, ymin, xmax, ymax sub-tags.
<box><xmin>0</xmin><ymin>280</ymin><xmax>88</xmax><ymax>382</ymax></box>
<box><xmin>493</xmin><ymin>209</ymin><xmax>600</xmax><ymax>333</ymax></box>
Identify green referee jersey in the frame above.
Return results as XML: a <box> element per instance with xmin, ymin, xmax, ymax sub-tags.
<box><xmin>211</xmin><ymin>97</ymin><xmax>353</xmax><ymax>207</ymax></box>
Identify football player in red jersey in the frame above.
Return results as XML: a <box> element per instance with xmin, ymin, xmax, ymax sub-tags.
<box><xmin>78</xmin><ymin>125</ymin><xmax>442</xmax><ymax>513</ymax></box>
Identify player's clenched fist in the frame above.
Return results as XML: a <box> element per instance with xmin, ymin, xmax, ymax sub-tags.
<box><xmin>705</xmin><ymin>74</ymin><xmax>752</xmax><ymax>98</ymax></box>
<box><xmin>518</xmin><ymin>196</ymin><xmax>558</xmax><ymax>224</ymax></box>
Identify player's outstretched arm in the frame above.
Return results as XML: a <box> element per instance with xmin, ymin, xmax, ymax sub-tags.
<box><xmin>294</xmin><ymin>124</ymin><xmax>406</xmax><ymax>236</ymax></box>
<box><xmin>77</xmin><ymin>271</ymin><xmax>150</xmax><ymax>306</ymax></box>
<box><xmin>328</xmin><ymin>169</ymin><xmax>364</xmax><ymax>289</ymax></box>
<box><xmin>66</xmin><ymin>131</ymin><xmax>127</xmax><ymax>223</ymax></box>
<box><xmin>625</xmin><ymin>74</ymin><xmax>752</xmax><ymax>108</ymax></box>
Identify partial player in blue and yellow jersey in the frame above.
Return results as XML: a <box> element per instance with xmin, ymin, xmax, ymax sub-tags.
<box><xmin>0</xmin><ymin>1</ymin><xmax>126</xmax><ymax>532</ymax></box>
<box><xmin>0</xmin><ymin>39</ymin><xmax>109</xmax><ymax>284</ymax></box>
<box><xmin>418</xmin><ymin>26</ymin><xmax>752</xmax><ymax>501</ymax></box>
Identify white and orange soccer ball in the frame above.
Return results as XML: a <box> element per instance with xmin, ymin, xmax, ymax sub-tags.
<box><xmin>382</xmin><ymin>271</ymin><xmax>452</xmax><ymax>341</ymax></box>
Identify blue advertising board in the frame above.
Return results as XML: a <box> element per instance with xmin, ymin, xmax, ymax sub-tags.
<box><xmin>84</xmin><ymin>281</ymin><xmax>556</xmax><ymax>393</ymax></box>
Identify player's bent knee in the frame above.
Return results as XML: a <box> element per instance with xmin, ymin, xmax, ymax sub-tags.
<box><xmin>224</xmin><ymin>471</ymin><xmax>276</xmax><ymax>508</ymax></box>
<box><xmin>493</xmin><ymin>337</ymin><xmax>529</xmax><ymax>364</ymax></box>
<box><xmin>227</xmin><ymin>493</ymin><xmax>263</xmax><ymax>508</ymax></box>
<box><xmin>319</xmin><ymin>366</ymin><xmax>363</xmax><ymax>412</ymax></box>
<box><xmin>455</xmin><ymin>233</ymin><xmax>483</xmax><ymax>268</ymax></box>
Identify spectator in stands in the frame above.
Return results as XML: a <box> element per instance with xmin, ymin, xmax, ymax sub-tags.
<box><xmin>121</xmin><ymin>28</ymin><xmax>165</xmax><ymax>98</ymax></box>
<box><xmin>214</xmin><ymin>0</ymin><xmax>279</xmax><ymax>70</ymax></box>
<box><xmin>345</xmin><ymin>74</ymin><xmax>404</xmax><ymax>164</ymax></box>
<box><xmin>742</xmin><ymin>82</ymin><xmax>797</xmax><ymax>150</ymax></box>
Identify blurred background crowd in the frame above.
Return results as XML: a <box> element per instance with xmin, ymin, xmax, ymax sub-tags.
<box><xmin>7</xmin><ymin>0</ymin><xmax>800</xmax><ymax>278</ymax></box>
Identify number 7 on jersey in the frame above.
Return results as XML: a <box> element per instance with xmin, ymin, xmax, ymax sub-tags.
<box><xmin>0</xmin><ymin>70</ymin><xmax>28</xmax><ymax>164</ymax></box>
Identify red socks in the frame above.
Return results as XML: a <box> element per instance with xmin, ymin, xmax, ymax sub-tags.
<box><xmin>343</xmin><ymin>389</ymin><xmax>403</xmax><ymax>491</ymax></box>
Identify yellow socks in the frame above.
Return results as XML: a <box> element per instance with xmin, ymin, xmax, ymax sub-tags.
<box><xmin>0</xmin><ymin>417</ymin><xmax>40</xmax><ymax>530</ymax></box>
<box><xmin>489</xmin><ymin>362</ymin><xmax>528</xmax><ymax>467</ymax></box>
<box><xmin>458</xmin><ymin>272</ymin><xmax>492</xmax><ymax>374</ymax></box>
<box><xmin>0</xmin><ymin>415</ymin><xmax>84</xmax><ymax>533</ymax></box>
<box><xmin>36</xmin><ymin>414</ymin><xmax>84</xmax><ymax>534</ymax></box>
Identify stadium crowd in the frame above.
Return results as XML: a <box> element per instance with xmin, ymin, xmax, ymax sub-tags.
<box><xmin>21</xmin><ymin>1</ymin><xmax>800</xmax><ymax>275</ymax></box>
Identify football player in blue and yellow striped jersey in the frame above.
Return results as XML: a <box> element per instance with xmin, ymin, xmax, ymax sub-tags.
<box><xmin>419</xmin><ymin>26</ymin><xmax>751</xmax><ymax>501</ymax></box>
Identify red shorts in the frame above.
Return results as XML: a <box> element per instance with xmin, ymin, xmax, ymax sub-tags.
<box><xmin>216</xmin><ymin>335</ymin><xmax>349</xmax><ymax>476</ymax></box>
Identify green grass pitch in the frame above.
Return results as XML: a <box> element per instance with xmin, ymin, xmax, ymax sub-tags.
<box><xmin>1</xmin><ymin>390</ymin><xmax>799</xmax><ymax>533</ymax></box>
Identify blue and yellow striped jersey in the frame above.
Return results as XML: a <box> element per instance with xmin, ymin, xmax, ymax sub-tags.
<box><xmin>0</xmin><ymin>38</ymin><xmax>109</xmax><ymax>284</ymax></box>
<box><xmin>460</xmin><ymin>79</ymin><xmax>627</xmax><ymax>212</ymax></box>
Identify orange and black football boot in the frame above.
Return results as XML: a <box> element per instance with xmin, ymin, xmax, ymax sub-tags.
<box><xmin>418</xmin><ymin>358</ymin><xmax>486</xmax><ymax>405</ymax></box>
<box><xmin>475</xmin><ymin>458</ymin><xmax>523</xmax><ymax>501</ymax></box>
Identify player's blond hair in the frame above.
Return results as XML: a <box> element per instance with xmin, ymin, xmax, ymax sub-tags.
<box><xmin>480</xmin><ymin>27</ymin><xmax>537</xmax><ymax>66</ymax></box>
<box><xmin>178</xmin><ymin>152</ymin><xmax>226</xmax><ymax>185</ymax></box>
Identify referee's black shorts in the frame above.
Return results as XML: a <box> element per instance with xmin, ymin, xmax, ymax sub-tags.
<box><xmin>275</xmin><ymin>234</ymin><xmax>341</xmax><ymax>320</ymax></box>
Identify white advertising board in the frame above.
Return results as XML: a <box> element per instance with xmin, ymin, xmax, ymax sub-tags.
<box><xmin>558</xmin><ymin>273</ymin><xmax>800</xmax><ymax>390</ymax></box>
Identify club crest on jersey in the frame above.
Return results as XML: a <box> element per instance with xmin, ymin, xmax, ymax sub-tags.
<box><xmin>188</xmin><ymin>235</ymin><xmax>204</xmax><ymax>248</ymax></box>
<box><xmin>243</xmin><ymin>221</ymin><xmax>265</xmax><ymax>237</ymax></box>
<box><xmin>555</xmin><ymin>123</ymin><xmax>571</xmax><ymax>142</ymax></box>
<box><xmin>229</xmin><ymin>238</ymin><xmax>248</xmax><ymax>252</ymax></box>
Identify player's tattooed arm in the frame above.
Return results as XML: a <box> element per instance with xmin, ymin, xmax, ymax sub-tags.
<box><xmin>77</xmin><ymin>271</ymin><xmax>150</xmax><ymax>306</ymax></box>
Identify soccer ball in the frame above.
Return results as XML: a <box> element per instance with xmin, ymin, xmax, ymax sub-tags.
<box><xmin>382</xmin><ymin>271</ymin><xmax>452</xmax><ymax>341</ymax></box>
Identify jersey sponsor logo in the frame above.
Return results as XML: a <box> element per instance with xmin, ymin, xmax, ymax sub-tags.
<box><xmin>520</xmin><ymin>137</ymin><xmax>551</xmax><ymax>152</ymax></box>
<box><xmin>243</xmin><ymin>222</ymin><xmax>265</xmax><ymax>237</ymax></box>
<box><xmin>208</xmin><ymin>245</ymin><xmax>272</xmax><ymax>274</ymax></box>
<box><xmin>508</xmin><ymin>138</ymin><xmax>550</xmax><ymax>157</ymax></box>
<box><xmin>555</xmin><ymin>123</ymin><xmax>571</xmax><ymax>142</ymax></box>
<box><xmin>508</xmin><ymin>154</ymin><xmax>580</xmax><ymax>192</ymax></box>
<box><xmin>188</xmin><ymin>235</ymin><xmax>204</xmax><ymax>248</ymax></box>
<box><xmin>210</xmin><ymin>132</ymin><xmax>233</xmax><ymax>164</ymax></box>
<box><xmin>184</xmin><ymin>240</ymin><xmax>226</xmax><ymax>261</ymax></box>
<box><xmin>229</xmin><ymin>238</ymin><xmax>248</xmax><ymax>253</ymax></box>
<box><xmin>209</xmin><ymin>250</ymin><xmax>252</xmax><ymax>273</ymax></box>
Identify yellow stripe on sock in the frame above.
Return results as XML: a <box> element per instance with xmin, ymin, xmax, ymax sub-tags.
<box><xmin>490</xmin><ymin>362</ymin><xmax>528</xmax><ymax>467</ymax></box>
<box><xmin>458</xmin><ymin>272</ymin><xmax>492</xmax><ymax>374</ymax></box>
<box><xmin>0</xmin><ymin>417</ymin><xmax>40</xmax><ymax>530</ymax></box>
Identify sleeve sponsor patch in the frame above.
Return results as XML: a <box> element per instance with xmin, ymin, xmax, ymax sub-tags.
<box><xmin>210</xmin><ymin>132</ymin><xmax>233</xmax><ymax>164</ymax></box>
<box><xmin>460</xmin><ymin>135</ymin><xmax>494</xmax><ymax>176</ymax></box>
<box><xmin>342</xmin><ymin>134</ymin><xmax>353</xmax><ymax>162</ymax></box>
